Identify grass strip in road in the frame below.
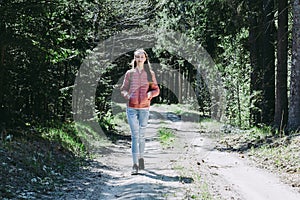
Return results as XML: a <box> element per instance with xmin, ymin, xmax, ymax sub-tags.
<box><xmin>158</xmin><ymin>127</ymin><xmax>176</xmax><ymax>148</ymax></box>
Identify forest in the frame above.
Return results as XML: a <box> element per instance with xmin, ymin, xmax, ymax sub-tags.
<box><xmin>0</xmin><ymin>0</ymin><xmax>300</xmax><ymax>198</ymax></box>
<box><xmin>1</xmin><ymin>0</ymin><xmax>299</xmax><ymax>133</ymax></box>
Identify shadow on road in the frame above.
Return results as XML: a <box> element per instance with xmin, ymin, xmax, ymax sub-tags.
<box><xmin>150</xmin><ymin>110</ymin><xmax>209</xmax><ymax>123</ymax></box>
<box><xmin>142</xmin><ymin>170</ymin><xmax>194</xmax><ymax>184</ymax></box>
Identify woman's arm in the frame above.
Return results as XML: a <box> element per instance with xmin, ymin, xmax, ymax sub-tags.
<box><xmin>120</xmin><ymin>71</ymin><xmax>131</xmax><ymax>100</ymax></box>
<box><xmin>148</xmin><ymin>71</ymin><xmax>160</xmax><ymax>98</ymax></box>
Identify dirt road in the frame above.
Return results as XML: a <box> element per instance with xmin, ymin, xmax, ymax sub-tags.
<box><xmin>55</xmin><ymin>105</ymin><xmax>300</xmax><ymax>200</ymax></box>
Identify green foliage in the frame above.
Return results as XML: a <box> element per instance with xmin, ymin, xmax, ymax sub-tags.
<box><xmin>0</xmin><ymin>0</ymin><xmax>291</xmax><ymax>133</ymax></box>
<box><xmin>152</xmin><ymin>0</ymin><xmax>247</xmax><ymax>56</ymax></box>
<box><xmin>113</xmin><ymin>112</ymin><xmax>128</xmax><ymax>125</ymax></box>
<box><xmin>0</xmin><ymin>0</ymin><xmax>117</xmax><ymax>127</ymax></box>
<box><xmin>248</xmin><ymin>126</ymin><xmax>273</xmax><ymax>138</ymax></box>
<box><xmin>99</xmin><ymin>110</ymin><xmax>116</xmax><ymax>131</ymax></box>
<box><xmin>173</xmin><ymin>109</ymin><xmax>183</xmax><ymax>115</ymax></box>
<box><xmin>39</xmin><ymin>122</ymin><xmax>86</xmax><ymax>156</ymax></box>
<box><xmin>200</xmin><ymin>182</ymin><xmax>213</xmax><ymax>200</ymax></box>
<box><xmin>158</xmin><ymin>127</ymin><xmax>175</xmax><ymax>147</ymax></box>
<box><xmin>218</xmin><ymin>27</ymin><xmax>251</xmax><ymax>128</ymax></box>
<box><xmin>150</xmin><ymin>0</ymin><xmax>250</xmax><ymax>122</ymax></box>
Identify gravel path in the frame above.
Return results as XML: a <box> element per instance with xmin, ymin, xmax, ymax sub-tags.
<box><xmin>55</xmin><ymin>105</ymin><xmax>300</xmax><ymax>200</ymax></box>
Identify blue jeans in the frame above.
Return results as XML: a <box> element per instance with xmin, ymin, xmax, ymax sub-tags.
<box><xmin>126</xmin><ymin>108</ymin><xmax>149</xmax><ymax>164</ymax></box>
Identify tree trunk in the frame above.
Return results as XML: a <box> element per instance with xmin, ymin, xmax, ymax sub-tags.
<box><xmin>62</xmin><ymin>62</ymin><xmax>69</xmax><ymax>121</ymax></box>
<box><xmin>0</xmin><ymin>21</ymin><xmax>7</xmax><ymax>117</ymax></box>
<box><xmin>288</xmin><ymin>0</ymin><xmax>300</xmax><ymax>131</ymax></box>
<box><xmin>249</xmin><ymin>0</ymin><xmax>263</xmax><ymax>126</ymax></box>
<box><xmin>0</xmin><ymin>44</ymin><xmax>6</xmax><ymax>127</ymax></box>
<box><xmin>0</xmin><ymin>45</ymin><xmax>5</xmax><ymax>109</ymax></box>
<box><xmin>261</xmin><ymin>0</ymin><xmax>276</xmax><ymax>125</ymax></box>
<box><xmin>178</xmin><ymin>66</ymin><xmax>182</xmax><ymax>103</ymax></box>
<box><xmin>274</xmin><ymin>0</ymin><xmax>288</xmax><ymax>130</ymax></box>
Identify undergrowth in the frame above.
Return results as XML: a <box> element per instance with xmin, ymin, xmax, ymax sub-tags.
<box><xmin>39</xmin><ymin>122</ymin><xmax>86</xmax><ymax>156</ymax></box>
<box><xmin>0</xmin><ymin>121</ymin><xmax>90</xmax><ymax>199</ymax></box>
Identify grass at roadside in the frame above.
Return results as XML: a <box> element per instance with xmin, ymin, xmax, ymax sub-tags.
<box><xmin>217</xmin><ymin>127</ymin><xmax>300</xmax><ymax>189</ymax></box>
<box><xmin>0</xmin><ymin>122</ymin><xmax>97</xmax><ymax>199</ymax></box>
<box><xmin>172</xmin><ymin>163</ymin><xmax>214</xmax><ymax>200</ymax></box>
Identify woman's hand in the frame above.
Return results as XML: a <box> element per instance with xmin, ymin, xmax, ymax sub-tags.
<box><xmin>121</xmin><ymin>91</ymin><xmax>131</xmax><ymax>100</ymax></box>
<box><xmin>147</xmin><ymin>91</ymin><xmax>152</xmax><ymax>99</ymax></box>
<box><xmin>125</xmin><ymin>92</ymin><xmax>131</xmax><ymax>100</ymax></box>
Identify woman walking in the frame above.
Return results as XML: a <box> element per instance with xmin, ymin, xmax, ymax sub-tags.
<box><xmin>120</xmin><ymin>49</ymin><xmax>160</xmax><ymax>175</ymax></box>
